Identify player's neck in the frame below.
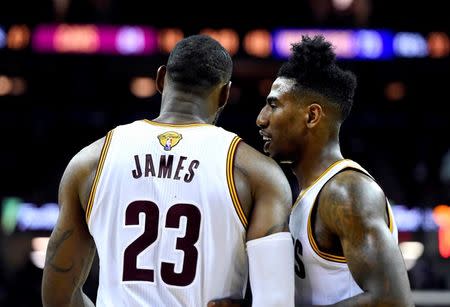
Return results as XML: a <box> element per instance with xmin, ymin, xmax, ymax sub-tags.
<box><xmin>293</xmin><ymin>140</ymin><xmax>343</xmax><ymax>192</ymax></box>
<box><xmin>157</xmin><ymin>96</ymin><xmax>213</xmax><ymax>124</ymax></box>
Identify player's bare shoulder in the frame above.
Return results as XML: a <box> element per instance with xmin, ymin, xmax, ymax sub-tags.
<box><xmin>233</xmin><ymin>141</ymin><xmax>292</xmax><ymax>210</ymax></box>
<box><xmin>234</xmin><ymin>141</ymin><xmax>284</xmax><ymax>176</ymax></box>
<box><xmin>318</xmin><ymin>169</ymin><xmax>387</xmax><ymax>233</ymax></box>
<box><xmin>61</xmin><ymin>136</ymin><xmax>107</xmax><ymax>212</ymax></box>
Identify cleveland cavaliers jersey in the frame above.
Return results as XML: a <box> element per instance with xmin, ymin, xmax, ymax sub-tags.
<box><xmin>289</xmin><ymin>159</ymin><xmax>398</xmax><ymax>305</ymax></box>
<box><xmin>86</xmin><ymin>120</ymin><xmax>248</xmax><ymax>307</ymax></box>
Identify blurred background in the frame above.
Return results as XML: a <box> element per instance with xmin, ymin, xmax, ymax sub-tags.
<box><xmin>0</xmin><ymin>0</ymin><xmax>449</xmax><ymax>306</ymax></box>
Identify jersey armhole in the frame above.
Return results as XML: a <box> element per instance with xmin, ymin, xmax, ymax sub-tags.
<box><xmin>226</xmin><ymin>136</ymin><xmax>248</xmax><ymax>229</ymax></box>
<box><xmin>85</xmin><ymin>129</ymin><xmax>114</xmax><ymax>223</ymax></box>
<box><xmin>307</xmin><ymin>192</ymin><xmax>347</xmax><ymax>263</ymax></box>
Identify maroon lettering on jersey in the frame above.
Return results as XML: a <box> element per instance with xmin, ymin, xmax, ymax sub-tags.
<box><xmin>174</xmin><ymin>156</ymin><xmax>188</xmax><ymax>180</ymax></box>
<box><xmin>132</xmin><ymin>155</ymin><xmax>142</xmax><ymax>178</ymax></box>
<box><xmin>158</xmin><ymin>155</ymin><xmax>174</xmax><ymax>178</ymax></box>
<box><xmin>145</xmin><ymin>154</ymin><xmax>156</xmax><ymax>177</ymax></box>
<box><xmin>184</xmin><ymin>160</ymin><xmax>200</xmax><ymax>183</ymax></box>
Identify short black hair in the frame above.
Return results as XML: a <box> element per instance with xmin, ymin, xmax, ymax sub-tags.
<box><xmin>278</xmin><ymin>35</ymin><xmax>357</xmax><ymax>120</ymax></box>
<box><xmin>166</xmin><ymin>34</ymin><xmax>233</xmax><ymax>89</ymax></box>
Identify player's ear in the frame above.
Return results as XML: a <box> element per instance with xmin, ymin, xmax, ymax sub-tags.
<box><xmin>156</xmin><ymin>65</ymin><xmax>166</xmax><ymax>93</ymax></box>
<box><xmin>306</xmin><ymin>103</ymin><xmax>323</xmax><ymax>128</ymax></box>
<box><xmin>218</xmin><ymin>81</ymin><xmax>232</xmax><ymax>108</ymax></box>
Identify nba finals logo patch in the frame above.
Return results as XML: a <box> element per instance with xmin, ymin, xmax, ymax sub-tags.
<box><xmin>158</xmin><ymin>131</ymin><xmax>182</xmax><ymax>151</ymax></box>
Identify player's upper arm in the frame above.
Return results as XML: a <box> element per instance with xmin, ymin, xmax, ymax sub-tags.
<box><xmin>233</xmin><ymin>142</ymin><xmax>294</xmax><ymax>306</ymax></box>
<box><xmin>319</xmin><ymin>170</ymin><xmax>389</xmax><ymax>242</ymax></box>
<box><xmin>234</xmin><ymin>141</ymin><xmax>292</xmax><ymax>241</ymax></box>
<box><xmin>318</xmin><ymin>170</ymin><xmax>413</xmax><ymax>306</ymax></box>
<box><xmin>42</xmin><ymin>138</ymin><xmax>104</xmax><ymax>307</ymax></box>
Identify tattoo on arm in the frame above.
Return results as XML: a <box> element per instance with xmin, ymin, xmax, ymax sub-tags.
<box><xmin>318</xmin><ymin>176</ymin><xmax>413</xmax><ymax>306</ymax></box>
<box><xmin>46</xmin><ymin>227</ymin><xmax>74</xmax><ymax>273</ymax></box>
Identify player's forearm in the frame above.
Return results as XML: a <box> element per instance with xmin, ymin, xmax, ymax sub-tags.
<box><xmin>247</xmin><ymin>232</ymin><xmax>294</xmax><ymax>307</ymax></box>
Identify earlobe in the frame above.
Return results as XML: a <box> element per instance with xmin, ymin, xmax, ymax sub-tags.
<box><xmin>156</xmin><ymin>65</ymin><xmax>166</xmax><ymax>93</ymax></box>
<box><xmin>306</xmin><ymin>103</ymin><xmax>322</xmax><ymax>128</ymax></box>
<box><xmin>219</xmin><ymin>81</ymin><xmax>232</xmax><ymax>108</ymax></box>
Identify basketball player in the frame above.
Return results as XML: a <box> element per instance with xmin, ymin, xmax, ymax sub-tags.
<box><xmin>42</xmin><ymin>34</ymin><xmax>295</xmax><ymax>307</ymax></box>
<box><xmin>209</xmin><ymin>35</ymin><xmax>414</xmax><ymax>307</ymax></box>
<box><xmin>256</xmin><ymin>35</ymin><xmax>413</xmax><ymax>306</ymax></box>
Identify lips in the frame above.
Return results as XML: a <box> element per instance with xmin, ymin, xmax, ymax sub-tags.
<box><xmin>259</xmin><ymin>130</ymin><xmax>272</xmax><ymax>141</ymax></box>
<box><xmin>259</xmin><ymin>130</ymin><xmax>272</xmax><ymax>153</ymax></box>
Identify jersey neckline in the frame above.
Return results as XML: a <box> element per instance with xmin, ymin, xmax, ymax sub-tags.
<box><xmin>143</xmin><ymin>119</ymin><xmax>212</xmax><ymax>127</ymax></box>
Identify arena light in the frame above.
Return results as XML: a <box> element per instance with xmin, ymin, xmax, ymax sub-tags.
<box><xmin>1</xmin><ymin>197</ymin><xmax>21</xmax><ymax>235</ymax></box>
<box><xmin>7</xmin><ymin>24</ymin><xmax>30</xmax><ymax>50</ymax></box>
<box><xmin>130</xmin><ymin>77</ymin><xmax>157</xmax><ymax>98</ymax></box>
<box><xmin>17</xmin><ymin>202</ymin><xmax>59</xmax><ymax>232</ymax></box>
<box><xmin>116</xmin><ymin>26</ymin><xmax>146</xmax><ymax>54</ymax></box>
<box><xmin>391</xmin><ymin>204</ymin><xmax>438</xmax><ymax>232</ymax></box>
<box><xmin>1</xmin><ymin>198</ymin><xmax>59</xmax><ymax>233</ymax></box>
<box><xmin>433</xmin><ymin>204</ymin><xmax>450</xmax><ymax>258</ymax></box>
<box><xmin>355</xmin><ymin>30</ymin><xmax>393</xmax><ymax>59</ymax></box>
<box><xmin>332</xmin><ymin>0</ymin><xmax>354</xmax><ymax>11</ymax></box>
<box><xmin>244</xmin><ymin>29</ymin><xmax>272</xmax><ymax>58</ymax></box>
<box><xmin>272</xmin><ymin>28</ymin><xmax>395</xmax><ymax>60</ymax></box>
<box><xmin>0</xmin><ymin>75</ymin><xmax>13</xmax><ymax>96</ymax></box>
<box><xmin>428</xmin><ymin>32</ymin><xmax>450</xmax><ymax>58</ymax></box>
<box><xmin>0</xmin><ymin>26</ymin><xmax>6</xmax><ymax>49</ymax></box>
<box><xmin>33</xmin><ymin>24</ymin><xmax>158</xmax><ymax>55</ymax></box>
<box><xmin>55</xmin><ymin>24</ymin><xmax>100</xmax><ymax>53</ymax></box>
<box><xmin>158</xmin><ymin>28</ymin><xmax>184</xmax><ymax>53</ymax></box>
<box><xmin>399</xmin><ymin>241</ymin><xmax>424</xmax><ymax>270</ymax></box>
<box><xmin>0</xmin><ymin>76</ymin><xmax>28</xmax><ymax>96</ymax></box>
<box><xmin>272</xmin><ymin>29</ymin><xmax>356</xmax><ymax>59</ymax></box>
<box><xmin>393</xmin><ymin>32</ymin><xmax>428</xmax><ymax>58</ymax></box>
<box><xmin>31</xmin><ymin>237</ymin><xmax>50</xmax><ymax>269</ymax></box>
<box><xmin>200</xmin><ymin>28</ymin><xmax>239</xmax><ymax>55</ymax></box>
<box><xmin>384</xmin><ymin>81</ymin><xmax>405</xmax><ymax>101</ymax></box>
<box><xmin>115</xmin><ymin>26</ymin><xmax>158</xmax><ymax>55</ymax></box>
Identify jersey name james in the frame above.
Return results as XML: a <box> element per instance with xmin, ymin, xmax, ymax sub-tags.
<box><xmin>131</xmin><ymin>154</ymin><xmax>200</xmax><ymax>183</ymax></box>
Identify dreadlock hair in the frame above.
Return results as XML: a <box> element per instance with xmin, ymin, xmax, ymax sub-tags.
<box><xmin>278</xmin><ymin>35</ymin><xmax>357</xmax><ymax>120</ymax></box>
<box><xmin>166</xmin><ymin>34</ymin><xmax>233</xmax><ymax>89</ymax></box>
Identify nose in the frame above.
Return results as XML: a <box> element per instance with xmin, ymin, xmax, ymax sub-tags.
<box><xmin>256</xmin><ymin>105</ymin><xmax>269</xmax><ymax>128</ymax></box>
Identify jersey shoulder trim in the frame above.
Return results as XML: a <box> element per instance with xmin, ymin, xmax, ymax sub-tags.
<box><xmin>226</xmin><ymin>136</ymin><xmax>247</xmax><ymax>229</ymax></box>
<box><xmin>292</xmin><ymin>159</ymin><xmax>349</xmax><ymax>211</ymax></box>
<box><xmin>386</xmin><ymin>200</ymin><xmax>394</xmax><ymax>233</ymax></box>
<box><xmin>85</xmin><ymin>129</ymin><xmax>114</xmax><ymax>223</ymax></box>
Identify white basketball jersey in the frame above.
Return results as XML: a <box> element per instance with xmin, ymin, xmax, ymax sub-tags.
<box><xmin>289</xmin><ymin>159</ymin><xmax>398</xmax><ymax>305</ymax></box>
<box><xmin>86</xmin><ymin>120</ymin><xmax>248</xmax><ymax>307</ymax></box>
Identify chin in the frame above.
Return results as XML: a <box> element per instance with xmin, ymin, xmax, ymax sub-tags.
<box><xmin>271</xmin><ymin>152</ymin><xmax>294</xmax><ymax>164</ymax></box>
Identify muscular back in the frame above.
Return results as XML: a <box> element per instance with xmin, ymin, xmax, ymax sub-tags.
<box><xmin>67</xmin><ymin>121</ymin><xmax>292</xmax><ymax>306</ymax></box>
<box><xmin>78</xmin><ymin>130</ymin><xmax>292</xmax><ymax>242</ymax></box>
